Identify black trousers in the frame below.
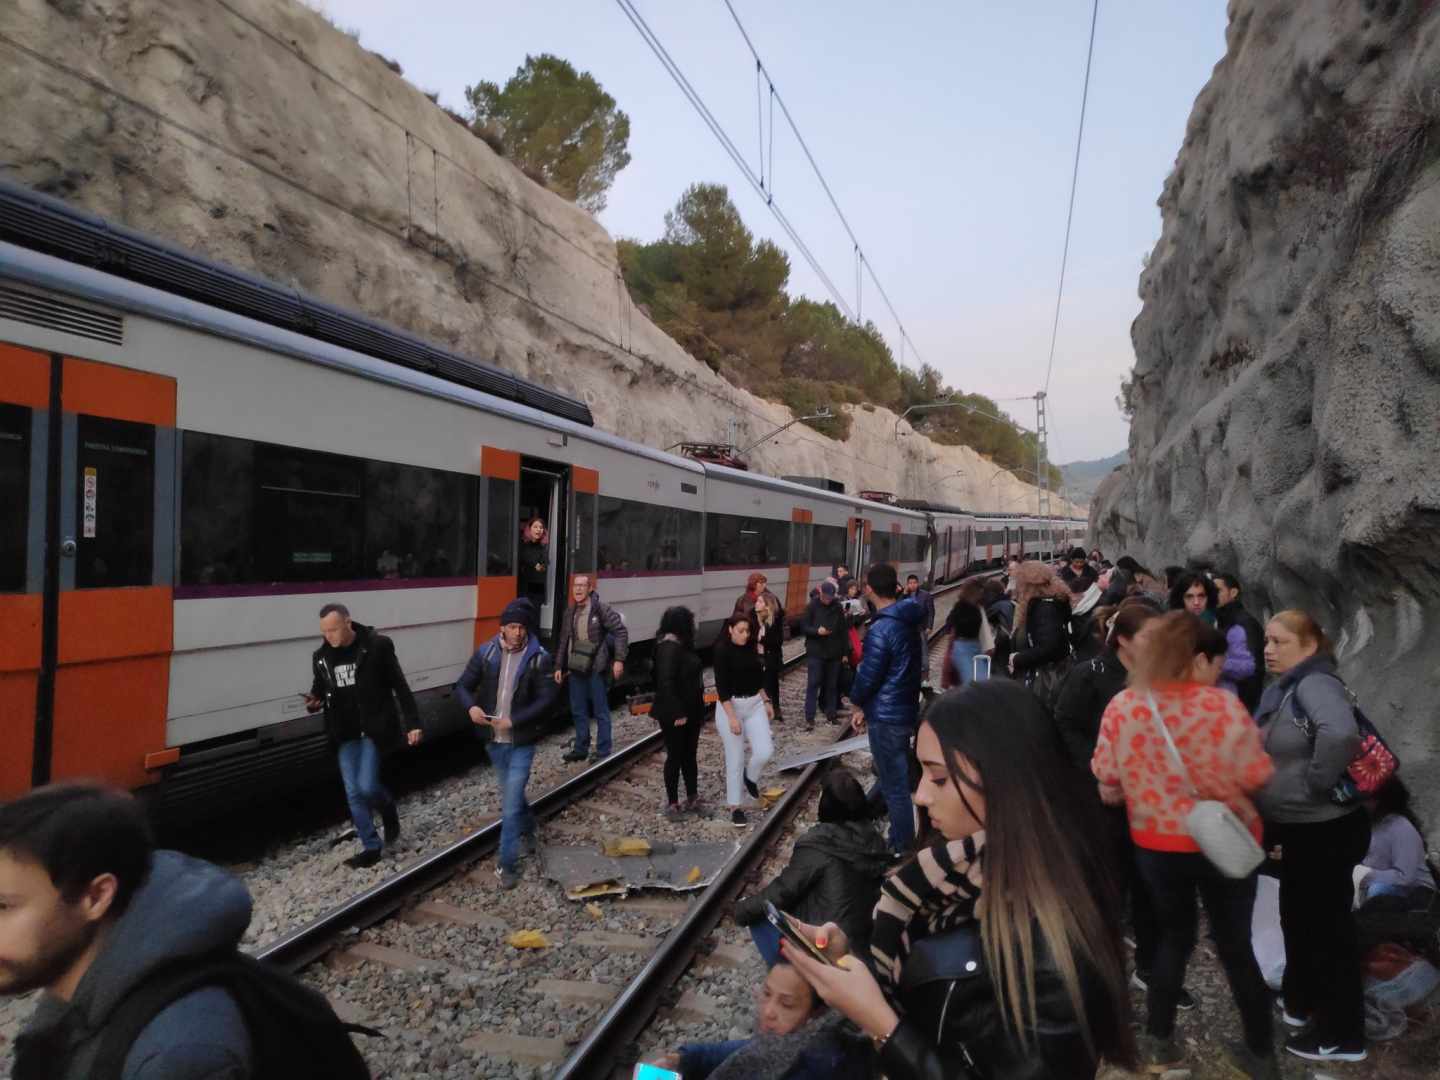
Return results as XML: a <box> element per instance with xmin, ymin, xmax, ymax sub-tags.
<box><xmin>763</xmin><ymin>647</ymin><xmax>784</xmax><ymax>718</ymax></box>
<box><xmin>1268</xmin><ymin>810</ymin><xmax>1371</xmax><ymax>1044</ymax></box>
<box><xmin>659</xmin><ymin>714</ymin><xmax>702</xmax><ymax>803</ymax></box>
<box><xmin>1135</xmin><ymin>849</ymin><xmax>1273</xmax><ymax>1054</ymax></box>
<box><xmin>1104</xmin><ymin>807</ymin><xmax>1159</xmax><ymax>974</ymax></box>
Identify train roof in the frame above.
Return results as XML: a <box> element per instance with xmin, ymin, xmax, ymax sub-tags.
<box><xmin>703</xmin><ymin>462</ymin><xmax>929</xmax><ymax>521</ymax></box>
<box><xmin>899</xmin><ymin>497</ymin><xmax>1086</xmax><ymax>522</ymax></box>
<box><xmin>0</xmin><ymin>180</ymin><xmax>594</xmax><ymax>427</ymax></box>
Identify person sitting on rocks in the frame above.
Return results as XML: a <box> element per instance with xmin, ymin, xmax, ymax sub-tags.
<box><xmin>649</xmin><ymin>960</ymin><xmax>871</xmax><ymax>1080</ymax></box>
<box><xmin>733</xmin><ymin>769</ymin><xmax>890</xmax><ymax>965</ymax></box>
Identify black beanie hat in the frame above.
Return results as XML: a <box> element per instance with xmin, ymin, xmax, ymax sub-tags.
<box><xmin>500</xmin><ymin>597</ymin><xmax>537</xmax><ymax>631</ymax></box>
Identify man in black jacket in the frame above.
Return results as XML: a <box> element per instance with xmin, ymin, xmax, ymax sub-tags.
<box><xmin>455</xmin><ymin>597</ymin><xmax>559</xmax><ymax>889</ymax></box>
<box><xmin>306</xmin><ymin>603</ymin><xmax>421</xmax><ymax>868</ymax></box>
<box><xmin>801</xmin><ymin>582</ymin><xmax>848</xmax><ymax>730</ymax></box>
<box><xmin>555</xmin><ymin>575</ymin><xmax>628</xmax><ymax>763</ymax></box>
<box><xmin>1213</xmin><ymin>571</ymin><xmax>1265</xmax><ymax>713</ymax></box>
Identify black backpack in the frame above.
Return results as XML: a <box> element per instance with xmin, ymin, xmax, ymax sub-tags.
<box><xmin>94</xmin><ymin>951</ymin><xmax>378</xmax><ymax>1080</ymax></box>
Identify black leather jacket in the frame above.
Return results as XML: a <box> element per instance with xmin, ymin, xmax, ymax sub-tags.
<box><xmin>879</xmin><ymin>924</ymin><xmax>1109</xmax><ymax>1080</ymax></box>
<box><xmin>652</xmin><ymin>638</ymin><xmax>705</xmax><ymax>725</ymax></box>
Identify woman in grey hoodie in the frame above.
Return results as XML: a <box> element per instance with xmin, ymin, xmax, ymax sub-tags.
<box><xmin>1254</xmin><ymin>610</ymin><xmax>1368</xmax><ymax>1065</ymax></box>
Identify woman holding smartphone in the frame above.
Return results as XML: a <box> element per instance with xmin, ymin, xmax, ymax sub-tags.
<box><xmin>781</xmin><ymin>681</ymin><xmax>1135</xmax><ymax>1079</ymax></box>
<box><xmin>713</xmin><ymin>613</ymin><xmax>774</xmax><ymax>829</ymax></box>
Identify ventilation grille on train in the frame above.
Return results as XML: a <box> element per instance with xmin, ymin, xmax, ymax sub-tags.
<box><xmin>0</xmin><ymin>284</ymin><xmax>124</xmax><ymax>345</ymax></box>
<box><xmin>0</xmin><ymin>181</ymin><xmax>595</xmax><ymax>427</ymax></box>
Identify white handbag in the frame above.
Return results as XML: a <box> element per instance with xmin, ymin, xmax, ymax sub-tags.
<box><xmin>1146</xmin><ymin>693</ymin><xmax>1265</xmax><ymax>879</ymax></box>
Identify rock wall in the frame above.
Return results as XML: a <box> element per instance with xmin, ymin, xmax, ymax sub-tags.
<box><xmin>0</xmin><ymin>0</ymin><xmax>1074</xmax><ymax>517</ymax></box>
<box><xmin>1092</xmin><ymin>0</ymin><xmax>1440</xmax><ymax>814</ymax></box>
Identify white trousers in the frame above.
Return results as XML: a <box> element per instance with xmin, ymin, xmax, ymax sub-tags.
<box><xmin>715</xmin><ymin>693</ymin><xmax>774</xmax><ymax>806</ymax></box>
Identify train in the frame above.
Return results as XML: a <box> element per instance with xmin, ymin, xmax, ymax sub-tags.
<box><xmin>0</xmin><ymin>181</ymin><xmax>1085</xmax><ymax>814</ymax></box>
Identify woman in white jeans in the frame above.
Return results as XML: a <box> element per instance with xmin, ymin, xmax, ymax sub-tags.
<box><xmin>713</xmin><ymin>613</ymin><xmax>775</xmax><ymax>827</ymax></box>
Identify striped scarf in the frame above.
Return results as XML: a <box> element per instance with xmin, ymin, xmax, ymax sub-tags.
<box><xmin>870</xmin><ymin>832</ymin><xmax>985</xmax><ymax>995</ymax></box>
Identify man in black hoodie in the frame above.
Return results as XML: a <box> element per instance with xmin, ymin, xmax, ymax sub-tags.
<box><xmin>800</xmin><ymin>582</ymin><xmax>848</xmax><ymax>730</ymax></box>
<box><xmin>306</xmin><ymin>602</ymin><xmax>422</xmax><ymax>868</ymax></box>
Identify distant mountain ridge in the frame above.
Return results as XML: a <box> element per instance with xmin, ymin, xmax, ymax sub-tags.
<box><xmin>1059</xmin><ymin>451</ymin><xmax>1126</xmax><ymax>506</ymax></box>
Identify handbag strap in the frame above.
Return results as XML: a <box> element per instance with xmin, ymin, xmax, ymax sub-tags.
<box><xmin>1145</xmin><ymin>691</ymin><xmax>1199</xmax><ymax>799</ymax></box>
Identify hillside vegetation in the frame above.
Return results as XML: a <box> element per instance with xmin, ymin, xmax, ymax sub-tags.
<box><xmin>620</xmin><ymin>183</ymin><xmax>1060</xmax><ymax>486</ymax></box>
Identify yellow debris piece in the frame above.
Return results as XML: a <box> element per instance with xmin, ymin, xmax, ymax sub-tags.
<box><xmin>585</xmin><ymin>902</ymin><xmax>605</xmax><ymax>920</ymax></box>
<box><xmin>566</xmin><ymin>881</ymin><xmax>627</xmax><ymax>900</ymax></box>
<box><xmin>600</xmin><ymin>836</ymin><xmax>652</xmax><ymax>857</ymax></box>
<box><xmin>686</xmin><ymin>866</ymin><xmax>703</xmax><ymax>884</ymax></box>
<box><xmin>506</xmin><ymin>929</ymin><xmax>550</xmax><ymax>949</ymax></box>
<box><xmin>761</xmin><ymin>786</ymin><xmax>785</xmax><ymax>805</ymax></box>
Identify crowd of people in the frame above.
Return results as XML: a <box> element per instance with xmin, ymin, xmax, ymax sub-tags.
<box><xmin>7</xmin><ymin>550</ymin><xmax>1436</xmax><ymax>1079</ymax></box>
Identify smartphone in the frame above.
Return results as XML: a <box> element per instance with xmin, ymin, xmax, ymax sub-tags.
<box><xmin>764</xmin><ymin>901</ymin><xmax>838</xmax><ymax>967</ymax></box>
<box><xmin>972</xmin><ymin>655</ymin><xmax>992</xmax><ymax>681</ymax></box>
<box><xmin>633</xmin><ymin>1065</ymin><xmax>680</xmax><ymax>1080</ymax></box>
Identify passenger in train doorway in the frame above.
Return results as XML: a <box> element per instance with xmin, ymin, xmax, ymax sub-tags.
<box><xmin>454</xmin><ymin>598</ymin><xmax>559</xmax><ymax>890</ymax></box>
<box><xmin>713</xmin><ymin>613</ymin><xmax>776</xmax><ymax>828</ymax></box>
<box><xmin>306</xmin><ymin>602</ymin><xmax>422</xmax><ymax>869</ymax></box>
<box><xmin>652</xmin><ymin>606</ymin><xmax>706</xmax><ymax>819</ymax></box>
<box><xmin>800</xmin><ymin>582</ymin><xmax>847</xmax><ymax>730</ymax></box>
<box><xmin>734</xmin><ymin>573</ymin><xmax>786</xmax><ymax>724</ymax></box>
<box><xmin>848</xmin><ymin>563</ymin><xmax>925</xmax><ymax>855</ymax></box>
<box><xmin>556</xmin><ymin>574</ymin><xmax>628</xmax><ymax>763</ymax></box>
<box><xmin>518</xmin><ymin>516</ymin><xmax>549</xmax><ymax>614</ymax></box>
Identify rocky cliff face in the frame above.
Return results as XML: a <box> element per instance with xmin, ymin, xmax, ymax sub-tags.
<box><xmin>0</xmin><ymin>0</ymin><xmax>1071</xmax><ymax>516</ymax></box>
<box><xmin>1092</xmin><ymin>0</ymin><xmax>1440</xmax><ymax>812</ymax></box>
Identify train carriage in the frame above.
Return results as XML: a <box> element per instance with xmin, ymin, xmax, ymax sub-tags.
<box><xmin>0</xmin><ymin>182</ymin><xmax>1085</xmax><ymax>812</ymax></box>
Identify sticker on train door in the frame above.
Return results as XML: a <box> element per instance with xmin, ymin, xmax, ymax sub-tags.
<box><xmin>83</xmin><ymin>467</ymin><xmax>98</xmax><ymax>537</ymax></box>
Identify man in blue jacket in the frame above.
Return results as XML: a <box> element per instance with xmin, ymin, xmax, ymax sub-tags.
<box><xmin>455</xmin><ymin>597</ymin><xmax>559</xmax><ymax>889</ymax></box>
<box><xmin>849</xmin><ymin>563</ymin><xmax>925</xmax><ymax>853</ymax></box>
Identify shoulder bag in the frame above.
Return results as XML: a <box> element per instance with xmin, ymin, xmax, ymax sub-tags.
<box><xmin>1146</xmin><ymin>692</ymin><xmax>1264</xmax><ymax>879</ymax></box>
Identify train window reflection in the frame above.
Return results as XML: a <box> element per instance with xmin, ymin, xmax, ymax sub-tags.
<box><xmin>597</xmin><ymin>496</ymin><xmax>701</xmax><ymax>574</ymax></box>
<box><xmin>705</xmin><ymin>513</ymin><xmax>789</xmax><ymax>569</ymax></box>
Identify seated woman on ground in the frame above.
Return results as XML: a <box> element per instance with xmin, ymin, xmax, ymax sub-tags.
<box><xmin>1359</xmin><ymin>778</ymin><xmax>1438</xmax><ymax>911</ymax></box>
<box><xmin>734</xmin><ymin>769</ymin><xmax>890</xmax><ymax>965</ymax></box>
<box><xmin>649</xmin><ymin>960</ymin><xmax>872</xmax><ymax>1080</ymax></box>
<box><xmin>780</xmin><ymin>681</ymin><xmax>1135</xmax><ymax>1079</ymax></box>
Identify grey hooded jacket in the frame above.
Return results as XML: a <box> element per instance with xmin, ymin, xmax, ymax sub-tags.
<box><xmin>1254</xmin><ymin>656</ymin><xmax>1361</xmax><ymax>825</ymax></box>
<box><xmin>13</xmin><ymin>851</ymin><xmax>253</xmax><ymax>1080</ymax></box>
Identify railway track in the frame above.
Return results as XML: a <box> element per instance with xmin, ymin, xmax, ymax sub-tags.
<box><xmin>269</xmin><ymin>585</ymin><xmax>966</xmax><ymax>1078</ymax></box>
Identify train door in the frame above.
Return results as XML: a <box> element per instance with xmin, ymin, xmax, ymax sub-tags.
<box><xmin>846</xmin><ymin>516</ymin><xmax>871</xmax><ymax>580</ymax></box>
<box><xmin>786</xmin><ymin>508</ymin><xmax>813</xmax><ymax>616</ymax></box>
<box><xmin>519</xmin><ymin>462</ymin><xmax>567</xmax><ymax>638</ymax></box>
<box><xmin>1</xmin><ymin>346</ymin><xmax>176</xmax><ymax>797</ymax></box>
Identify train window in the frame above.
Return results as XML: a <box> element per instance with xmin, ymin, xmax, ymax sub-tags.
<box><xmin>597</xmin><ymin>496</ymin><xmax>701</xmax><ymax>573</ymax></box>
<box><xmin>897</xmin><ymin>533</ymin><xmax>927</xmax><ymax>562</ymax></box>
<box><xmin>485</xmin><ymin>477</ymin><xmax>517</xmax><ymax>577</ymax></box>
<box><xmin>76</xmin><ymin>416</ymin><xmax>155</xmax><ymax>589</ymax></box>
<box><xmin>869</xmin><ymin>532</ymin><xmax>893</xmax><ymax>565</ymax></box>
<box><xmin>811</xmin><ymin>524</ymin><xmax>847</xmax><ymax>568</ymax></box>
<box><xmin>704</xmin><ymin>513</ymin><xmax>789</xmax><ymax>569</ymax></box>
<box><xmin>0</xmin><ymin>404</ymin><xmax>29</xmax><ymax>593</ymax></box>
<box><xmin>790</xmin><ymin>522</ymin><xmax>813</xmax><ymax>566</ymax></box>
<box><xmin>180</xmin><ymin>431</ymin><xmax>478</xmax><ymax>585</ymax></box>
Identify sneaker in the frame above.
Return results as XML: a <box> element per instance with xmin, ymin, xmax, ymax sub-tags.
<box><xmin>683</xmin><ymin>797</ymin><xmax>706</xmax><ymax>816</ymax></box>
<box><xmin>1139</xmin><ymin>1034</ymin><xmax>1182</xmax><ymax>1073</ymax></box>
<box><xmin>1226</xmin><ymin>1041</ymin><xmax>1282</xmax><ymax>1080</ymax></box>
<box><xmin>744</xmin><ymin>776</ymin><xmax>760</xmax><ymax>801</ymax></box>
<box><xmin>731</xmin><ymin>808</ymin><xmax>748</xmax><ymax>828</ymax></box>
<box><xmin>1283</xmin><ymin>1032</ymin><xmax>1366</xmax><ymax>1063</ymax></box>
<box><xmin>1277</xmin><ymin>999</ymin><xmax>1311</xmax><ymax>1029</ymax></box>
<box><xmin>1130</xmin><ymin>971</ymin><xmax>1195</xmax><ymax>1011</ymax></box>
<box><xmin>805</xmin><ymin>718</ymin><xmax>815</xmax><ymax>732</ymax></box>
<box><xmin>591</xmin><ymin>750</ymin><xmax>610</xmax><ymax>763</ymax></box>
<box><xmin>664</xmin><ymin>802</ymin><xmax>684</xmax><ymax>821</ymax></box>
<box><xmin>826</xmin><ymin>713</ymin><xmax>842</xmax><ymax>725</ymax></box>
<box><xmin>381</xmin><ymin>804</ymin><xmax>401</xmax><ymax>845</ymax></box>
<box><xmin>345</xmin><ymin>849</ymin><xmax>382</xmax><ymax>869</ymax></box>
<box><xmin>495</xmin><ymin>865</ymin><xmax>520</xmax><ymax>890</ymax></box>
<box><xmin>563</xmin><ymin>749</ymin><xmax>587</xmax><ymax>763</ymax></box>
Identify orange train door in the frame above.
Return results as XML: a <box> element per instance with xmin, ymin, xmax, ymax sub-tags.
<box><xmin>0</xmin><ymin>346</ymin><xmax>176</xmax><ymax>797</ymax></box>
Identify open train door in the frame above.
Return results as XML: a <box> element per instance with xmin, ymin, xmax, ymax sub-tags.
<box><xmin>1</xmin><ymin>346</ymin><xmax>176</xmax><ymax>796</ymax></box>
<box><xmin>847</xmin><ymin>516</ymin><xmax>871</xmax><ymax>581</ymax></box>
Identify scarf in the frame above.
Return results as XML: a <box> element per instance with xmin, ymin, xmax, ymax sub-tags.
<box><xmin>870</xmin><ymin>832</ymin><xmax>985</xmax><ymax>995</ymax></box>
<box><xmin>708</xmin><ymin>1013</ymin><xmax>863</xmax><ymax>1080</ymax></box>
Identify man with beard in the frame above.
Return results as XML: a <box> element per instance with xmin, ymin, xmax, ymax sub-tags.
<box><xmin>3</xmin><ymin>784</ymin><xmax>254</xmax><ymax>1078</ymax></box>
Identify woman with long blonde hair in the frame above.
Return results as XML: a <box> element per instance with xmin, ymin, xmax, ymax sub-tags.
<box><xmin>781</xmin><ymin>681</ymin><xmax>1135</xmax><ymax>1078</ymax></box>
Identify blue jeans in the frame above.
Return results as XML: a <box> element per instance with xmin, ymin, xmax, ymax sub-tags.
<box><xmin>804</xmin><ymin>655</ymin><xmax>841</xmax><ymax>722</ymax></box>
<box><xmin>950</xmin><ymin>639</ymin><xmax>985</xmax><ymax>685</ymax></box>
<box><xmin>489</xmin><ymin>741</ymin><xmax>536</xmax><ymax>872</ymax></box>
<box><xmin>750</xmin><ymin>921</ymin><xmax>782</xmax><ymax>967</ymax></box>
<box><xmin>337</xmin><ymin>737</ymin><xmax>392</xmax><ymax>853</ymax></box>
<box><xmin>867</xmin><ymin>721</ymin><xmax>915</xmax><ymax>853</ymax></box>
<box><xmin>568</xmin><ymin>671</ymin><xmax>611</xmax><ymax>756</ymax></box>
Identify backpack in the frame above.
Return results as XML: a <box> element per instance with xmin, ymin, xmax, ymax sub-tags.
<box><xmin>1283</xmin><ymin>674</ymin><xmax>1399</xmax><ymax>806</ymax></box>
<box><xmin>93</xmin><ymin>951</ymin><xmax>377</xmax><ymax>1080</ymax></box>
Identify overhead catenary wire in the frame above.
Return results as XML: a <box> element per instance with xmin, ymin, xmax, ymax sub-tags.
<box><xmin>720</xmin><ymin>0</ymin><xmax>927</xmax><ymax>370</ymax></box>
<box><xmin>1041</xmin><ymin>0</ymin><xmax>1100</xmax><ymax>397</ymax></box>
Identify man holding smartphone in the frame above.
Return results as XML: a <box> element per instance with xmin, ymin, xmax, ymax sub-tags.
<box><xmin>306</xmin><ymin>603</ymin><xmax>422</xmax><ymax>869</ymax></box>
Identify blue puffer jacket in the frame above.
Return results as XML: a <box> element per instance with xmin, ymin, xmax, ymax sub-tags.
<box><xmin>849</xmin><ymin>597</ymin><xmax>925</xmax><ymax>727</ymax></box>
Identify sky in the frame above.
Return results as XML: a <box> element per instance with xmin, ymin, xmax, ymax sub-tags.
<box><xmin>323</xmin><ymin>1</ymin><xmax>1228</xmax><ymax>463</ymax></box>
